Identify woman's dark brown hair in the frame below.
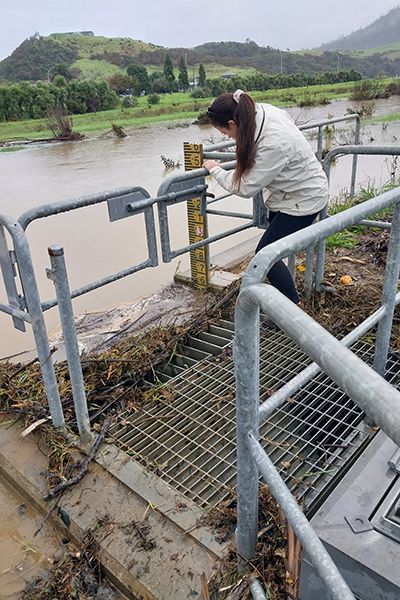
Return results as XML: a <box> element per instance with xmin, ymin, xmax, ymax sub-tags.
<box><xmin>206</xmin><ymin>91</ymin><xmax>256</xmax><ymax>188</ymax></box>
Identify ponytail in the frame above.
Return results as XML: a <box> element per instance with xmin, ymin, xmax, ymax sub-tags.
<box><xmin>206</xmin><ymin>90</ymin><xmax>256</xmax><ymax>188</ymax></box>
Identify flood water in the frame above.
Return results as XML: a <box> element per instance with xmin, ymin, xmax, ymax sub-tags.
<box><xmin>1</xmin><ymin>96</ymin><xmax>400</xmax><ymax>359</ymax></box>
<box><xmin>0</xmin><ymin>95</ymin><xmax>400</xmax><ymax>594</ymax></box>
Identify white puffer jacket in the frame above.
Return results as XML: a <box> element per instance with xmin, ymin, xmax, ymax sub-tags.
<box><xmin>209</xmin><ymin>102</ymin><xmax>328</xmax><ymax>216</ymax></box>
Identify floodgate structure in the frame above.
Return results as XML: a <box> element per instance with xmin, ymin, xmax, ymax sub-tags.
<box><xmin>2</xmin><ymin>115</ymin><xmax>400</xmax><ymax>599</ymax></box>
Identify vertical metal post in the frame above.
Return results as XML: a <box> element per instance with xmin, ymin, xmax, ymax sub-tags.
<box><xmin>373</xmin><ymin>202</ymin><xmax>400</xmax><ymax>375</ymax></box>
<box><xmin>0</xmin><ymin>224</ymin><xmax>26</xmax><ymax>332</ymax></box>
<box><xmin>315</xmin><ymin>204</ymin><xmax>329</xmax><ymax>291</ymax></box>
<box><xmin>316</xmin><ymin>125</ymin><xmax>323</xmax><ymax>163</ymax></box>
<box><xmin>234</xmin><ymin>294</ymin><xmax>259</xmax><ymax>562</ymax></box>
<box><xmin>350</xmin><ymin>117</ymin><xmax>360</xmax><ymax>197</ymax></box>
<box><xmin>304</xmin><ymin>244</ymin><xmax>314</xmax><ymax>300</ymax></box>
<box><xmin>287</xmin><ymin>252</ymin><xmax>295</xmax><ymax>281</ymax></box>
<box><xmin>1</xmin><ymin>215</ymin><xmax>66</xmax><ymax>431</ymax></box>
<box><xmin>248</xmin><ymin>434</ymin><xmax>356</xmax><ymax>600</ymax></box>
<box><xmin>47</xmin><ymin>245</ymin><xmax>91</xmax><ymax>444</ymax></box>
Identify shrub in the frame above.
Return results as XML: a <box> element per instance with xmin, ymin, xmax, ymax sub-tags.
<box><xmin>190</xmin><ymin>88</ymin><xmax>207</xmax><ymax>99</ymax></box>
<box><xmin>121</xmin><ymin>96</ymin><xmax>138</xmax><ymax>108</ymax></box>
<box><xmin>350</xmin><ymin>79</ymin><xmax>385</xmax><ymax>101</ymax></box>
<box><xmin>147</xmin><ymin>93</ymin><xmax>160</xmax><ymax>106</ymax></box>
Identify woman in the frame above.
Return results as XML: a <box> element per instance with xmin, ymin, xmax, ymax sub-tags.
<box><xmin>202</xmin><ymin>89</ymin><xmax>328</xmax><ymax>304</ymax></box>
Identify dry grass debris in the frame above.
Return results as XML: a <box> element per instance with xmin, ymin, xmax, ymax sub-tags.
<box><xmin>1</xmin><ymin>222</ymin><xmax>399</xmax><ymax>599</ymax></box>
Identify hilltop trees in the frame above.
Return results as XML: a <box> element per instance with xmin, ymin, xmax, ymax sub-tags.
<box><xmin>178</xmin><ymin>56</ymin><xmax>189</xmax><ymax>91</ymax></box>
<box><xmin>0</xmin><ymin>33</ymin><xmax>78</xmax><ymax>83</ymax></box>
<box><xmin>198</xmin><ymin>63</ymin><xmax>206</xmax><ymax>87</ymax></box>
<box><xmin>163</xmin><ymin>53</ymin><xmax>175</xmax><ymax>92</ymax></box>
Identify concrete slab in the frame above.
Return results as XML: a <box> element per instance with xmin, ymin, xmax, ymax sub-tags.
<box><xmin>0</xmin><ymin>420</ymin><xmax>229</xmax><ymax>600</ymax></box>
<box><xmin>174</xmin><ymin>267</ymin><xmax>242</xmax><ymax>291</ymax></box>
<box><xmin>174</xmin><ymin>234</ymin><xmax>262</xmax><ymax>290</ymax></box>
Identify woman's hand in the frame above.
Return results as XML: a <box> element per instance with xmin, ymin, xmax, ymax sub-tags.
<box><xmin>202</xmin><ymin>159</ymin><xmax>219</xmax><ymax>172</ymax></box>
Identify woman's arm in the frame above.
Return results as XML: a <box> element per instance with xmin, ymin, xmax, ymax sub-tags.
<box><xmin>207</xmin><ymin>144</ymin><xmax>290</xmax><ymax>198</ymax></box>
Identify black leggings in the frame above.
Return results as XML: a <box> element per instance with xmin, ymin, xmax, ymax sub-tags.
<box><xmin>255</xmin><ymin>210</ymin><xmax>319</xmax><ymax>303</ymax></box>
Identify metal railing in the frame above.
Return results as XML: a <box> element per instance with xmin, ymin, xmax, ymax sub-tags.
<box><xmin>0</xmin><ymin>114</ymin><xmax>399</xmax><ymax>593</ymax></box>
<box><xmin>234</xmin><ymin>188</ymin><xmax>400</xmax><ymax>600</ymax></box>
<box><xmin>0</xmin><ymin>155</ymin><xmax>267</xmax><ymax>441</ymax></box>
<box><xmin>0</xmin><ymin>117</ymin><xmax>395</xmax><ymax>438</ymax></box>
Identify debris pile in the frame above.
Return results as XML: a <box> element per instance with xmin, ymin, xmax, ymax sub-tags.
<box><xmin>1</xmin><ymin>220</ymin><xmax>399</xmax><ymax>599</ymax></box>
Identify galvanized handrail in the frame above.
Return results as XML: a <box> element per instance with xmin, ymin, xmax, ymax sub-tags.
<box><xmin>235</xmin><ymin>189</ymin><xmax>400</xmax><ymax>600</ymax></box>
<box><xmin>300</xmin><ymin>114</ymin><xmax>360</xmax><ymax>195</ymax></box>
<box><xmin>0</xmin><ymin>113</ymin><xmax>398</xmax><ymax>599</ymax></box>
<box><xmin>0</xmin><ymin>213</ymin><xmax>65</xmax><ymax>431</ymax></box>
<box><xmin>156</xmin><ymin>166</ymin><xmax>268</xmax><ymax>263</ymax></box>
<box><xmin>18</xmin><ymin>186</ymin><xmax>159</xmax><ymax>311</ymax></box>
<box><xmin>0</xmin><ymin>129</ymin><xmax>396</xmax><ymax>430</ymax></box>
<box><xmin>0</xmin><ymin>164</ymin><xmax>268</xmax><ymax>440</ymax></box>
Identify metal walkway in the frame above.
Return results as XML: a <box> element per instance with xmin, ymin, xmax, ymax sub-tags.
<box><xmin>107</xmin><ymin>322</ymin><xmax>398</xmax><ymax>513</ymax></box>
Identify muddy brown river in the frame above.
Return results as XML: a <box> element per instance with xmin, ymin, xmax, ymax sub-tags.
<box><xmin>1</xmin><ymin>96</ymin><xmax>400</xmax><ymax>360</ymax></box>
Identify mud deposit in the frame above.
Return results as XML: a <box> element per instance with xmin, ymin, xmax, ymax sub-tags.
<box><xmin>0</xmin><ymin>475</ymin><xmax>59</xmax><ymax>598</ymax></box>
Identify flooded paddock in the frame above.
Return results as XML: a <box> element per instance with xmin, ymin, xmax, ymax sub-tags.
<box><xmin>0</xmin><ymin>96</ymin><xmax>399</xmax><ymax>358</ymax></box>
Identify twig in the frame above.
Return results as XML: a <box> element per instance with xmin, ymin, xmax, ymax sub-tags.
<box><xmin>33</xmin><ymin>492</ymin><xmax>63</xmax><ymax>537</ymax></box>
<box><xmin>43</xmin><ymin>417</ymin><xmax>112</xmax><ymax>500</ymax></box>
<box><xmin>88</xmin><ymin>384</ymin><xmax>137</xmax><ymax>421</ymax></box>
<box><xmin>224</xmin><ymin>578</ymin><xmax>249</xmax><ymax>600</ymax></box>
<box><xmin>201</xmin><ymin>572</ymin><xmax>210</xmax><ymax>600</ymax></box>
<box><xmin>8</xmin><ymin>347</ymin><xmax>57</xmax><ymax>380</ymax></box>
<box><xmin>132</xmin><ymin>520</ymin><xmax>146</xmax><ymax>539</ymax></box>
<box><xmin>333</xmin><ymin>256</ymin><xmax>366</xmax><ymax>264</ymax></box>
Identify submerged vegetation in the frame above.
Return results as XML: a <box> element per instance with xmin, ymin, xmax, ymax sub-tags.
<box><xmin>0</xmin><ymin>77</ymin><xmax>399</xmax><ymax>144</ymax></box>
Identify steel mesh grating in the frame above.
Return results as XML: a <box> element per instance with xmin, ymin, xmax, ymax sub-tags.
<box><xmin>108</xmin><ymin>331</ymin><xmax>395</xmax><ymax>509</ymax></box>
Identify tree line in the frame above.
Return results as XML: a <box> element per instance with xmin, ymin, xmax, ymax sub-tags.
<box><xmin>0</xmin><ymin>77</ymin><xmax>119</xmax><ymax>122</ymax></box>
<box><xmin>0</xmin><ymin>55</ymin><xmax>369</xmax><ymax>124</ymax></box>
<box><xmin>193</xmin><ymin>69</ymin><xmax>363</xmax><ymax>98</ymax></box>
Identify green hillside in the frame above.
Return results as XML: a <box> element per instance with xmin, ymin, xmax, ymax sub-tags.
<box><xmin>2</xmin><ymin>26</ymin><xmax>400</xmax><ymax>84</ymax></box>
<box><xmin>49</xmin><ymin>33</ymin><xmax>158</xmax><ymax>59</ymax></box>
<box><xmin>318</xmin><ymin>5</ymin><xmax>400</xmax><ymax>51</ymax></box>
<box><xmin>360</xmin><ymin>41</ymin><xmax>400</xmax><ymax>57</ymax></box>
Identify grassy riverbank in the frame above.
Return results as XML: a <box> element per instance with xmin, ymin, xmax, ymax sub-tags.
<box><xmin>0</xmin><ymin>81</ymin><xmax>359</xmax><ymax>143</ymax></box>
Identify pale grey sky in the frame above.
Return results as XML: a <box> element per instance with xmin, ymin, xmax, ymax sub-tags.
<box><xmin>0</xmin><ymin>0</ymin><xmax>398</xmax><ymax>61</ymax></box>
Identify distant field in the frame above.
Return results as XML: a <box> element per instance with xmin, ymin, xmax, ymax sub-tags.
<box><xmin>72</xmin><ymin>58</ymin><xmax>121</xmax><ymax>80</ymax></box>
<box><xmin>0</xmin><ymin>81</ymin><xmax>364</xmax><ymax>143</ymax></box>
<box><xmin>361</xmin><ymin>42</ymin><xmax>400</xmax><ymax>56</ymax></box>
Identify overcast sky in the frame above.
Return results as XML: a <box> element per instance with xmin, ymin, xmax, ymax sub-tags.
<box><xmin>1</xmin><ymin>0</ymin><xmax>399</xmax><ymax>61</ymax></box>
